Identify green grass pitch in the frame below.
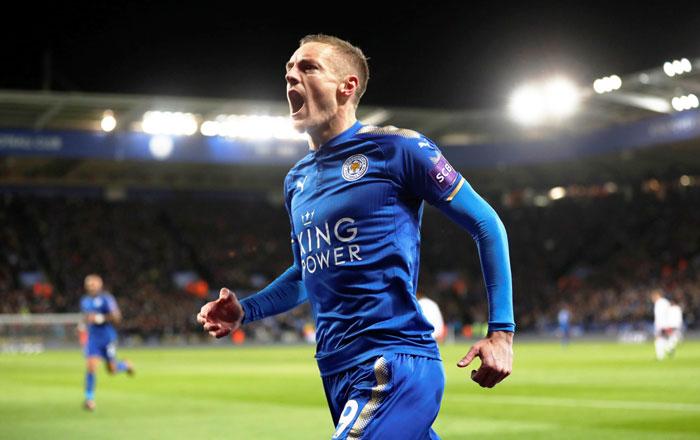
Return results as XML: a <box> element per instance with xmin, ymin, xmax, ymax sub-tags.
<box><xmin>1</xmin><ymin>340</ymin><xmax>699</xmax><ymax>439</ymax></box>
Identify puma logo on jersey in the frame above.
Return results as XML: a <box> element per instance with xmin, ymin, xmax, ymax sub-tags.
<box><xmin>296</xmin><ymin>176</ymin><xmax>308</xmax><ymax>192</ymax></box>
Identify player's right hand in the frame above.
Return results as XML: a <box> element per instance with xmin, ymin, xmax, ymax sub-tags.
<box><xmin>196</xmin><ymin>288</ymin><xmax>244</xmax><ymax>338</ymax></box>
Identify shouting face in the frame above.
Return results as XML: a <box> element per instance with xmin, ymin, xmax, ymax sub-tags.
<box><xmin>285</xmin><ymin>42</ymin><xmax>346</xmax><ymax>134</ymax></box>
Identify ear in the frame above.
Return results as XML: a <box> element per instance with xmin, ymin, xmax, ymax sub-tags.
<box><xmin>339</xmin><ymin>74</ymin><xmax>359</xmax><ymax>99</ymax></box>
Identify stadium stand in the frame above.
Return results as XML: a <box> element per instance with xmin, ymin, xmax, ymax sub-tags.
<box><xmin>1</xmin><ymin>173</ymin><xmax>698</xmax><ymax>342</ymax></box>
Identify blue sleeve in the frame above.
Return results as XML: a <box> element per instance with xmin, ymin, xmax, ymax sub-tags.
<box><xmin>105</xmin><ymin>294</ymin><xmax>119</xmax><ymax>314</ymax></box>
<box><xmin>240</xmin><ymin>264</ymin><xmax>306</xmax><ymax>324</ymax></box>
<box><xmin>435</xmin><ymin>178</ymin><xmax>515</xmax><ymax>333</ymax></box>
<box><xmin>80</xmin><ymin>297</ymin><xmax>90</xmax><ymax>313</ymax></box>
<box><xmin>382</xmin><ymin>133</ymin><xmax>512</xmax><ymax>331</ymax></box>
<box><xmin>239</xmin><ymin>174</ymin><xmax>308</xmax><ymax>324</ymax></box>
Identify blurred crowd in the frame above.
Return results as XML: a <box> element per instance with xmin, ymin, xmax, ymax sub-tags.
<box><xmin>1</xmin><ymin>176</ymin><xmax>698</xmax><ymax>343</ymax></box>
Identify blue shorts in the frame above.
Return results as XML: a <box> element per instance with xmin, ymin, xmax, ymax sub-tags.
<box><xmin>85</xmin><ymin>334</ymin><xmax>117</xmax><ymax>362</ymax></box>
<box><xmin>322</xmin><ymin>353</ymin><xmax>444</xmax><ymax>440</ymax></box>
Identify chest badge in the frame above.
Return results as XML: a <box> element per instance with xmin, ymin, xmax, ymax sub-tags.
<box><xmin>342</xmin><ymin>154</ymin><xmax>369</xmax><ymax>182</ymax></box>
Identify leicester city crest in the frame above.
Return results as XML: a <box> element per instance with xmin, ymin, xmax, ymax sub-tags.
<box><xmin>342</xmin><ymin>154</ymin><xmax>369</xmax><ymax>182</ymax></box>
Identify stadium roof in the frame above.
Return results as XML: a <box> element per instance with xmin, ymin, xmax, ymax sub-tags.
<box><xmin>1</xmin><ymin>57</ymin><xmax>700</xmax><ymax>195</ymax></box>
<box><xmin>0</xmin><ymin>57</ymin><xmax>698</xmax><ymax>146</ymax></box>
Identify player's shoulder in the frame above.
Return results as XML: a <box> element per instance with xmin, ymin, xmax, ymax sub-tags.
<box><xmin>356</xmin><ymin>125</ymin><xmax>440</xmax><ymax>160</ymax></box>
<box><xmin>356</xmin><ymin>124</ymin><xmax>424</xmax><ymax>140</ymax></box>
<box><xmin>356</xmin><ymin>124</ymin><xmax>435</xmax><ymax>152</ymax></box>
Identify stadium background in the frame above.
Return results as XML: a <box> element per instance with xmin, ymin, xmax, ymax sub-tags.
<box><xmin>2</xmin><ymin>2</ymin><xmax>700</xmax><ymax>439</ymax></box>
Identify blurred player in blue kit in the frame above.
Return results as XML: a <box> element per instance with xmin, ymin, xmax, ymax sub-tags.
<box><xmin>558</xmin><ymin>304</ymin><xmax>571</xmax><ymax>346</ymax></box>
<box><xmin>80</xmin><ymin>274</ymin><xmax>133</xmax><ymax>411</ymax></box>
<box><xmin>197</xmin><ymin>35</ymin><xmax>515</xmax><ymax>439</ymax></box>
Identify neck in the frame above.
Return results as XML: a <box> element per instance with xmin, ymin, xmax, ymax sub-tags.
<box><xmin>307</xmin><ymin>108</ymin><xmax>357</xmax><ymax>150</ymax></box>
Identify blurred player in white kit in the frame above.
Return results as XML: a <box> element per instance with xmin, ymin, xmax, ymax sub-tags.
<box><xmin>417</xmin><ymin>291</ymin><xmax>445</xmax><ymax>342</ymax></box>
<box><xmin>666</xmin><ymin>298</ymin><xmax>684</xmax><ymax>358</ymax></box>
<box><xmin>650</xmin><ymin>289</ymin><xmax>682</xmax><ymax>360</ymax></box>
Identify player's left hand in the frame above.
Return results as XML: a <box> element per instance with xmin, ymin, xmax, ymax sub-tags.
<box><xmin>457</xmin><ymin>331</ymin><xmax>513</xmax><ymax>388</ymax></box>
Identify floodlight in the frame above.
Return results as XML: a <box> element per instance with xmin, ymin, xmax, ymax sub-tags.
<box><xmin>101</xmin><ymin>110</ymin><xmax>117</xmax><ymax>132</ymax></box>
<box><xmin>548</xmin><ymin>186</ymin><xmax>566</xmax><ymax>200</ymax></box>
<box><xmin>508</xmin><ymin>85</ymin><xmax>546</xmax><ymax>126</ymax></box>
<box><xmin>149</xmin><ymin>135</ymin><xmax>174</xmax><ymax>159</ymax></box>
<box><xmin>544</xmin><ymin>78</ymin><xmax>580</xmax><ymax>117</ymax></box>
<box><xmin>509</xmin><ymin>77</ymin><xmax>580</xmax><ymax>125</ymax></box>
<box><xmin>593</xmin><ymin>75</ymin><xmax>622</xmax><ymax>94</ymax></box>
<box><xmin>664</xmin><ymin>58</ymin><xmax>692</xmax><ymax>77</ymax></box>
<box><xmin>671</xmin><ymin>94</ymin><xmax>699</xmax><ymax>111</ymax></box>
<box><xmin>142</xmin><ymin>111</ymin><xmax>198</xmax><ymax>136</ymax></box>
<box><xmin>199</xmin><ymin>114</ymin><xmax>307</xmax><ymax>140</ymax></box>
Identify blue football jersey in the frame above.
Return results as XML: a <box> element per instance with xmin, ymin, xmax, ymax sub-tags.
<box><xmin>284</xmin><ymin>121</ymin><xmax>465</xmax><ymax>376</ymax></box>
<box><xmin>80</xmin><ymin>292</ymin><xmax>119</xmax><ymax>340</ymax></box>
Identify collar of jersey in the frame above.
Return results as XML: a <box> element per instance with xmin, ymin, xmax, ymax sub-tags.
<box><xmin>314</xmin><ymin>120</ymin><xmax>364</xmax><ymax>154</ymax></box>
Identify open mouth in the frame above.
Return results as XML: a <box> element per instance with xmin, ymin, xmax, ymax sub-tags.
<box><xmin>288</xmin><ymin>89</ymin><xmax>305</xmax><ymax>116</ymax></box>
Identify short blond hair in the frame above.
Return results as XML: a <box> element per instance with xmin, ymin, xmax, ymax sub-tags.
<box><xmin>299</xmin><ymin>34</ymin><xmax>369</xmax><ymax>105</ymax></box>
